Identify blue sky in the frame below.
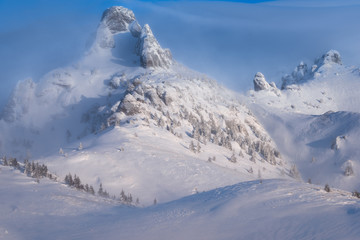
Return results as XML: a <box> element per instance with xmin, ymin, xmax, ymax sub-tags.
<box><xmin>1</xmin><ymin>0</ymin><xmax>360</xmax><ymax>110</ymax></box>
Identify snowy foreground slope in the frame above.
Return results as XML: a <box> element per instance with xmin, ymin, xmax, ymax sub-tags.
<box><xmin>1</xmin><ymin>166</ymin><xmax>360</xmax><ymax>240</ymax></box>
<box><xmin>249</xmin><ymin>50</ymin><xmax>360</xmax><ymax>192</ymax></box>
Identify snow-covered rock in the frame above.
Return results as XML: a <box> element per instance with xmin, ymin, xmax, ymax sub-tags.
<box><xmin>101</xmin><ymin>6</ymin><xmax>136</xmax><ymax>34</ymax></box>
<box><xmin>138</xmin><ymin>24</ymin><xmax>172</xmax><ymax>69</ymax></box>
<box><xmin>94</xmin><ymin>6</ymin><xmax>139</xmax><ymax>49</ymax></box>
<box><xmin>253</xmin><ymin>72</ymin><xmax>270</xmax><ymax>91</ymax></box>
<box><xmin>315</xmin><ymin>49</ymin><xmax>342</xmax><ymax>66</ymax></box>
<box><xmin>281</xmin><ymin>50</ymin><xmax>342</xmax><ymax>89</ymax></box>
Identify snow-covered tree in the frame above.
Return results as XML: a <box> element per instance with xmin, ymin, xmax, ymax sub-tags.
<box><xmin>229</xmin><ymin>152</ymin><xmax>237</xmax><ymax>163</ymax></box>
<box><xmin>78</xmin><ymin>142</ymin><xmax>83</xmax><ymax>151</ymax></box>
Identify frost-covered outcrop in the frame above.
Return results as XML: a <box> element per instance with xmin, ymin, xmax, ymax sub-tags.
<box><xmin>281</xmin><ymin>50</ymin><xmax>343</xmax><ymax>89</ymax></box>
<box><xmin>253</xmin><ymin>72</ymin><xmax>270</xmax><ymax>91</ymax></box>
<box><xmin>95</xmin><ymin>6</ymin><xmax>140</xmax><ymax>49</ymax></box>
<box><xmin>137</xmin><ymin>24</ymin><xmax>172</xmax><ymax>69</ymax></box>
<box><xmin>315</xmin><ymin>49</ymin><xmax>342</xmax><ymax>66</ymax></box>
<box><xmin>101</xmin><ymin>6</ymin><xmax>136</xmax><ymax>34</ymax></box>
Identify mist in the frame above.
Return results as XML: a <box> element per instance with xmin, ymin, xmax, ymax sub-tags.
<box><xmin>1</xmin><ymin>0</ymin><xmax>360</xmax><ymax>110</ymax></box>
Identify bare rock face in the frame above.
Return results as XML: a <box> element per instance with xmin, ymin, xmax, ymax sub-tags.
<box><xmin>101</xmin><ymin>6</ymin><xmax>136</xmax><ymax>34</ymax></box>
<box><xmin>253</xmin><ymin>72</ymin><xmax>270</xmax><ymax>91</ymax></box>
<box><xmin>138</xmin><ymin>24</ymin><xmax>172</xmax><ymax>69</ymax></box>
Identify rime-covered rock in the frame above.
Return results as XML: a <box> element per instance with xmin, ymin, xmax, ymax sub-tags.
<box><xmin>281</xmin><ymin>50</ymin><xmax>342</xmax><ymax>89</ymax></box>
<box><xmin>138</xmin><ymin>24</ymin><xmax>172</xmax><ymax>69</ymax></box>
<box><xmin>95</xmin><ymin>6</ymin><xmax>140</xmax><ymax>49</ymax></box>
<box><xmin>281</xmin><ymin>61</ymin><xmax>310</xmax><ymax>89</ymax></box>
<box><xmin>101</xmin><ymin>6</ymin><xmax>136</xmax><ymax>34</ymax></box>
<box><xmin>253</xmin><ymin>72</ymin><xmax>270</xmax><ymax>91</ymax></box>
<box><xmin>316</xmin><ymin>50</ymin><xmax>342</xmax><ymax>66</ymax></box>
<box><xmin>120</xmin><ymin>94</ymin><xmax>140</xmax><ymax>115</ymax></box>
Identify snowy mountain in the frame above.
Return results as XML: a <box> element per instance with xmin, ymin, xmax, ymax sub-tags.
<box><xmin>249</xmin><ymin>49</ymin><xmax>360</xmax><ymax>193</ymax></box>
<box><xmin>0</xmin><ymin>6</ymin><xmax>291</xmax><ymax>205</ymax></box>
<box><xmin>1</xmin><ymin>4</ymin><xmax>360</xmax><ymax>239</ymax></box>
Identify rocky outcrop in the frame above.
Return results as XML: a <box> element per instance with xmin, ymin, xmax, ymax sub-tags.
<box><xmin>138</xmin><ymin>24</ymin><xmax>172</xmax><ymax>69</ymax></box>
<box><xmin>315</xmin><ymin>49</ymin><xmax>342</xmax><ymax>66</ymax></box>
<box><xmin>101</xmin><ymin>6</ymin><xmax>136</xmax><ymax>34</ymax></box>
<box><xmin>281</xmin><ymin>50</ymin><xmax>342</xmax><ymax>89</ymax></box>
<box><xmin>95</xmin><ymin>6</ymin><xmax>172</xmax><ymax>69</ymax></box>
<box><xmin>95</xmin><ymin>6</ymin><xmax>139</xmax><ymax>49</ymax></box>
<box><xmin>253</xmin><ymin>72</ymin><xmax>270</xmax><ymax>91</ymax></box>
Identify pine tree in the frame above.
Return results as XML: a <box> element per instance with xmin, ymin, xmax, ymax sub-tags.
<box><xmin>59</xmin><ymin>148</ymin><xmax>64</xmax><ymax>155</ymax></box>
<box><xmin>189</xmin><ymin>141</ymin><xmax>196</xmax><ymax>153</ymax></box>
<box><xmin>196</xmin><ymin>142</ymin><xmax>201</xmax><ymax>153</ymax></box>
<box><xmin>98</xmin><ymin>183</ymin><xmax>104</xmax><ymax>196</ymax></box>
<box><xmin>229</xmin><ymin>152</ymin><xmax>237</xmax><ymax>163</ymax></box>
<box><xmin>153</xmin><ymin>198</ymin><xmax>157</xmax><ymax>205</ymax></box>
<box><xmin>78</xmin><ymin>142</ymin><xmax>83</xmax><ymax>151</ymax></box>
<box><xmin>324</xmin><ymin>184</ymin><xmax>331</xmax><ymax>192</ymax></box>
<box><xmin>89</xmin><ymin>186</ymin><xmax>95</xmax><ymax>195</ymax></box>
<box><xmin>3</xmin><ymin>157</ymin><xmax>8</xmax><ymax>166</ymax></box>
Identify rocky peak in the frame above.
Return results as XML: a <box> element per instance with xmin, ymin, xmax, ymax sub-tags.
<box><xmin>253</xmin><ymin>72</ymin><xmax>270</xmax><ymax>91</ymax></box>
<box><xmin>101</xmin><ymin>6</ymin><xmax>136</xmax><ymax>34</ymax></box>
<box><xmin>281</xmin><ymin>50</ymin><xmax>342</xmax><ymax>89</ymax></box>
<box><xmin>315</xmin><ymin>49</ymin><xmax>342</xmax><ymax>66</ymax></box>
<box><xmin>95</xmin><ymin>6</ymin><xmax>139</xmax><ymax>49</ymax></box>
<box><xmin>138</xmin><ymin>24</ymin><xmax>172</xmax><ymax>69</ymax></box>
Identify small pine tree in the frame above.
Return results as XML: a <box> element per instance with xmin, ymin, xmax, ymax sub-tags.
<box><xmin>3</xmin><ymin>157</ymin><xmax>8</xmax><ymax>166</ymax></box>
<box><xmin>153</xmin><ymin>198</ymin><xmax>157</xmax><ymax>205</ymax></box>
<box><xmin>189</xmin><ymin>141</ymin><xmax>196</xmax><ymax>153</ymax></box>
<box><xmin>239</xmin><ymin>150</ymin><xmax>244</xmax><ymax>158</ymax></box>
<box><xmin>352</xmin><ymin>191</ymin><xmax>360</xmax><ymax>198</ymax></box>
<box><xmin>78</xmin><ymin>142</ymin><xmax>83</xmax><ymax>151</ymax></box>
<box><xmin>208</xmin><ymin>157</ymin><xmax>212</xmax><ymax>162</ymax></box>
<box><xmin>89</xmin><ymin>186</ymin><xmax>95</xmax><ymax>195</ymax></box>
<box><xmin>196</xmin><ymin>142</ymin><xmax>201</xmax><ymax>153</ymax></box>
<box><xmin>324</xmin><ymin>184</ymin><xmax>331</xmax><ymax>192</ymax></box>
<box><xmin>98</xmin><ymin>183</ymin><xmax>104</xmax><ymax>196</ymax></box>
<box><xmin>136</xmin><ymin>198</ymin><xmax>140</xmax><ymax>205</ymax></box>
<box><xmin>59</xmin><ymin>148</ymin><xmax>64</xmax><ymax>155</ymax></box>
<box><xmin>229</xmin><ymin>152</ymin><xmax>237</xmax><ymax>163</ymax></box>
<box><xmin>307</xmin><ymin>178</ymin><xmax>312</xmax><ymax>184</ymax></box>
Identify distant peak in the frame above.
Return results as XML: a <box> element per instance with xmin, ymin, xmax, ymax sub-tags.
<box><xmin>315</xmin><ymin>49</ymin><xmax>342</xmax><ymax>66</ymax></box>
<box><xmin>281</xmin><ymin>49</ymin><xmax>342</xmax><ymax>89</ymax></box>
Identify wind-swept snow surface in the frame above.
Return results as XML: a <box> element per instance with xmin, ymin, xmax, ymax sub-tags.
<box><xmin>1</xmin><ymin>166</ymin><xmax>359</xmax><ymax>240</ymax></box>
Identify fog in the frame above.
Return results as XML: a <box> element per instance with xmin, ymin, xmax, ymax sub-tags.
<box><xmin>1</xmin><ymin>0</ymin><xmax>360</xmax><ymax>110</ymax></box>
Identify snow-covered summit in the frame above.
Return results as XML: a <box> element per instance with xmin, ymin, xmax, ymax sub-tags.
<box><xmin>101</xmin><ymin>6</ymin><xmax>136</xmax><ymax>34</ymax></box>
<box><xmin>93</xmin><ymin>6</ymin><xmax>172</xmax><ymax>69</ymax></box>
<box><xmin>281</xmin><ymin>50</ymin><xmax>343</xmax><ymax>89</ymax></box>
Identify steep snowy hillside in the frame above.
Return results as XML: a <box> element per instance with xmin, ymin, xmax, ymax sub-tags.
<box><xmin>249</xmin><ymin>50</ymin><xmax>360</xmax><ymax>193</ymax></box>
<box><xmin>1</xmin><ymin>165</ymin><xmax>359</xmax><ymax>240</ymax></box>
<box><xmin>0</xmin><ymin>6</ymin><xmax>291</xmax><ymax>205</ymax></box>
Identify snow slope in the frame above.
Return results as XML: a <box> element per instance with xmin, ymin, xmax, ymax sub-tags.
<box><xmin>249</xmin><ymin>50</ymin><xmax>360</xmax><ymax>192</ymax></box>
<box><xmin>1</xmin><ymin>165</ymin><xmax>359</xmax><ymax>240</ymax></box>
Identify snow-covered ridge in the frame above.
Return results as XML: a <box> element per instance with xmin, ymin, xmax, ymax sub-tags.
<box><xmin>248</xmin><ymin>49</ymin><xmax>360</xmax><ymax>193</ymax></box>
